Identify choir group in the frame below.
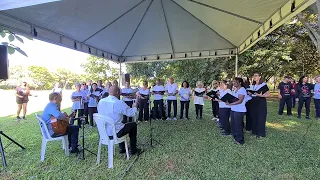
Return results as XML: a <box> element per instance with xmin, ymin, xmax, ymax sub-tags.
<box><xmin>51</xmin><ymin>74</ymin><xmax>320</xmax><ymax>145</ymax></box>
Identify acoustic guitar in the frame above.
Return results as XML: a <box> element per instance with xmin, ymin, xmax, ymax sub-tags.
<box><xmin>50</xmin><ymin>112</ymin><xmax>74</xmax><ymax>135</ymax></box>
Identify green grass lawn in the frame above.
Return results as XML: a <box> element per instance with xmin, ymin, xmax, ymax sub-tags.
<box><xmin>0</xmin><ymin>100</ymin><xmax>319</xmax><ymax>179</ymax></box>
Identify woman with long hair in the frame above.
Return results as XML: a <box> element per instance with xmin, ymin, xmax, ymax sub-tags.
<box><xmin>136</xmin><ymin>81</ymin><xmax>150</xmax><ymax>122</ymax></box>
<box><xmin>70</xmin><ymin>83</ymin><xmax>87</xmax><ymax>127</ymax></box>
<box><xmin>179</xmin><ymin>81</ymin><xmax>192</xmax><ymax>120</ymax></box>
<box><xmin>15</xmin><ymin>81</ymin><xmax>31</xmax><ymax>120</ymax></box>
<box><xmin>249</xmin><ymin>73</ymin><xmax>270</xmax><ymax>138</ymax></box>
<box><xmin>216</xmin><ymin>80</ymin><xmax>232</xmax><ymax>135</ymax></box>
<box><xmin>227</xmin><ymin>77</ymin><xmax>247</xmax><ymax>144</ymax></box>
<box><xmin>210</xmin><ymin>80</ymin><xmax>220</xmax><ymax>121</ymax></box>
<box><xmin>87</xmin><ymin>83</ymin><xmax>102</xmax><ymax>127</ymax></box>
<box><xmin>296</xmin><ymin>75</ymin><xmax>313</xmax><ymax>119</ymax></box>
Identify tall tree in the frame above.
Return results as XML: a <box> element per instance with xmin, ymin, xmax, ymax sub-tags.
<box><xmin>53</xmin><ymin>68</ymin><xmax>81</xmax><ymax>89</ymax></box>
<box><xmin>28</xmin><ymin>66</ymin><xmax>54</xmax><ymax>89</ymax></box>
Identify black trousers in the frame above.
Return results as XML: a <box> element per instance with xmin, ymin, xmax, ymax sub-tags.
<box><xmin>231</xmin><ymin>111</ymin><xmax>245</xmax><ymax>144</ymax></box>
<box><xmin>88</xmin><ymin>107</ymin><xmax>97</xmax><ymax>126</ymax></box>
<box><xmin>219</xmin><ymin>108</ymin><xmax>231</xmax><ymax>134</ymax></box>
<box><xmin>52</xmin><ymin>125</ymin><xmax>79</xmax><ymax>150</ymax></box>
<box><xmin>123</xmin><ymin>101</ymin><xmax>133</xmax><ymax>123</ymax></box>
<box><xmin>138</xmin><ymin>99</ymin><xmax>149</xmax><ymax>121</ymax></box>
<box><xmin>315</xmin><ymin>99</ymin><xmax>320</xmax><ymax>118</ymax></box>
<box><xmin>298</xmin><ymin>97</ymin><xmax>311</xmax><ymax>117</ymax></box>
<box><xmin>291</xmin><ymin>95</ymin><xmax>296</xmax><ymax>108</ymax></box>
<box><xmin>211</xmin><ymin>100</ymin><xmax>219</xmax><ymax>118</ymax></box>
<box><xmin>245</xmin><ymin>99</ymin><xmax>254</xmax><ymax>131</ymax></box>
<box><xmin>180</xmin><ymin>101</ymin><xmax>190</xmax><ymax>119</ymax></box>
<box><xmin>109</xmin><ymin>122</ymin><xmax>137</xmax><ymax>152</ymax></box>
<box><xmin>71</xmin><ymin>109</ymin><xmax>84</xmax><ymax>127</ymax></box>
<box><xmin>154</xmin><ymin>99</ymin><xmax>164</xmax><ymax>119</ymax></box>
<box><xmin>84</xmin><ymin>102</ymin><xmax>89</xmax><ymax>124</ymax></box>
<box><xmin>278</xmin><ymin>96</ymin><xmax>292</xmax><ymax>115</ymax></box>
<box><xmin>195</xmin><ymin>104</ymin><xmax>203</xmax><ymax>118</ymax></box>
<box><xmin>167</xmin><ymin>100</ymin><xmax>177</xmax><ymax>118</ymax></box>
<box><xmin>251</xmin><ymin>97</ymin><xmax>267</xmax><ymax>137</ymax></box>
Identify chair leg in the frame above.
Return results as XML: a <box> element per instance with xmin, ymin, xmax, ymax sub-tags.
<box><xmin>96</xmin><ymin>140</ymin><xmax>102</xmax><ymax>165</ymax></box>
<box><xmin>40</xmin><ymin>139</ymin><xmax>47</xmax><ymax>162</ymax></box>
<box><xmin>64</xmin><ymin>136</ymin><xmax>70</xmax><ymax>156</ymax></box>
<box><xmin>124</xmin><ymin>140</ymin><xmax>129</xmax><ymax>160</ymax></box>
<box><xmin>62</xmin><ymin>138</ymin><xmax>65</xmax><ymax>150</ymax></box>
<box><xmin>108</xmin><ymin>142</ymin><xmax>114</xmax><ymax>168</ymax></box>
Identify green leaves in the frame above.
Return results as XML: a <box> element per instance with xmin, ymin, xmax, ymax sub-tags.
<box><xmin>8</xmin><ymin>34</ymin><xmax>15</xmax><ymax>42</ymax></box>
<box><xmin>7</xmin><ymin>46</ymin><xmax>15</xmax><ymax>54</ymax></box>
<box><xmin>0</xmin><ymin>29</ymin><xmax>28</xmax><ymax>56</ymax></box>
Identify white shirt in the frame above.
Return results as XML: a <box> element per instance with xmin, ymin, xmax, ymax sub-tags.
<box><xmin>139</xmin><ymin>87</ymin><xmax>150</xmax><ymax>97</ymax></box>
<box><xmin>194</xmin><ymin>88</ymin><xmax>206</xmax><ymax>105</ymax></box>
<box><xmin>165</xmin><ymin>83</ymin><xmax>179</xmax><ymax>100</ymax></box>
<box><xmin>121</xmin><ymin>87</ymin><xmax>135</xmax><ymax>102</ymax></box>
<box><xmin>218</xmin><ymin>89</ymin><xmax>231</xmax><ymax>108</ymax></box>
<box><xmin>97</xmin><ymin>96</ymin><xmax>137</xmax><ymax>136</ymax></box>
<box><xmin>71</xmin><ymin>91</ymin><xmax>86</xmax><ymax>110</ymax></box>
<box><xmin>231</xmin><ymin>87</ymin><xmax>247</xmax><ymax>112</ymax></box>
<box><xmin>52</xmin><ymin>87</ymin><xmax>62</xmax><ymax>94</ymax></box>
<box><xmin>88</xmin><ymin>89</ymin><xmax>102</xmax><ymax>107</ymax></box>
<box><xmin>179</xmin><ymin>87</ymin><xmax>192</xmax><ymax>101</ymax></box>
<box><xmin>152</xmin><ymin>85</ymin><xmax>165</xmax><ymax>100</ymax></box>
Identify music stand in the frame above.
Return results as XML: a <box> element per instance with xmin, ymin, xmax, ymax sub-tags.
<box><xmin>73</xmin><ymin>116</ymin><xmax>96</xmax><ymax>160</ymax></box>
<box><xmin>0</xmin><ymin>131</ymin><xmax>25</xmax><ymax>167</ymax></box>
<box><xmin>148</xmin><ymin>99</ymin><xmax>163</xmax><ymax>147</ymax></box>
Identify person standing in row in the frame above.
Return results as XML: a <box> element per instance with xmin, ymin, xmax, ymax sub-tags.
<box><xmin>217</xmin><ymin>80</ymin><xmax>231</xmax><ymax>135</ymax></box>
<box><xmin>227</xmin><ymin>78</ymin><xmax>247</xmax><ymax>145</ymax></box>
<box><xmin>15</xmin><ymin>81</ymin><xmax>31</xmax><ymax>120</ymax></box>
<box><xmin>290</xmin><ymin>78</ymin><xmax>297</xmax><ymax>108</ymax></box>
<box><xmin>245</xmin><ymin>79</ymin><xmax>254</xmax><ymax>132</ymax></box>
<box><xmin>194</xmin><ymin>81</ymin><xmax>206</xmax><ymax>120</ymax></box>
<box><xmin>87</xmin><ymin>83</ymin><xmax>102</xmax><ymax>128</ymax></box>
<box><xmin>314</xmin><ymin>76</ymin><xmax>320</xmax><ymax>120</ymax></box>
<box><xmin>250</xmin><ymin>73</ymin><xmax>270</xmax><ymax>138</ymax></box>
<box><xmin>296</xmin><ymin>76</ymin><xmax>313</xmax><ymax>119</ymax></box>
<box><xmin>165</xmin><ymin>77</ymin><xmax>179</xmax><ymax>120</ymax></box>
<box><xmin>121</xmin><ymin>81</ymin><xmax>135</xmax><ymax>123</ymax></box>
<box><xmin>152</xmin><ymin>79</ymin><xmax>165</xmax><ymax>120</ymax></box>
<box><xmin>71</xmin><ymin>83</ymin><xmax>86</xmax><ymax>127</ymax></box>
<box><xmin>278</xmin><ymin>76</ymin><xmax>294</xmax><ymax>116</ymax></box>
<box><xmin>87</xmin><ymin>80</ymin><xmax>92</xmax><ymax>91</ymax></box>
<box><xmin>81</xmin><ymin>82</ymin><xmax>89</xmax><ymax>124</ymax></box>
<box><xmin>97</xmin><ymin>80</ymin><xmax>104</xmax><ymax>89</ymax></box>
<box><xmin>179</xmin><ymin>81</ymin><xmax>192</xmax><ymax>120</ymax></box>
<box><xmin>210</xmin><ymin>80</ymin><xmax>220</xmax><ymax>122</ymax></box>
<box><xmin>136</xmin><ymin>81</ymin><xmax>150</xmax><ymax>122</ymax></box>
<box><xmin>102</xmin><ymin>81</ymin><xmax>112</xmax><ymax>98</ymax></box>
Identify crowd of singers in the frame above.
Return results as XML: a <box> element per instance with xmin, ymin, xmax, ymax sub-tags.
<box><xmin>60</xmin><ymin>74</ymin><xmax>320</xmax><ymax>145</ymax></box>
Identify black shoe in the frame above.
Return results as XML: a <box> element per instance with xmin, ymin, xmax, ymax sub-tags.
<box><xmin>297</xmin><ymin>116</ymin><xmax>301</xmax><ymax>119</ymax></box>
<box><xmin>179</xmin><ymin>117</ymin><xmax>183</xmax><ymax>119</ymax></box>
<box><xmin>22</xmin><ymin>116</ymin><xmax>26</xmax><ymax>120</ymax></box>
<box><xmin>278</xmin><ymin>113</ymin><xmax>283</xmax><ymax>116</ymax></box>
<box><xmin>70</xmin><ymin>148</ymin><xmax>79</xmax><ymax>153</ymax></box>
<box><xmin>119</xmin><ymin>149</ymin><xmax>126</xmax><ymax>154</ymax></box>
<box><xmin>306</xmin><ymin>116</ymin><xmax>310</xmax><ymax>119</ymax></box>
<box><xmin>16</xmin><ymin>116</ymin><xmax>21</xmax><ymax>120</ymax></box>
<box><xmin>130</xmin><ymin>148</ymin><xmax>142</xmax><ymax>155</ymax></box>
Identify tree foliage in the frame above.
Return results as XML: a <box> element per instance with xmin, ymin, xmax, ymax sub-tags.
<box><xmin>27</xmin><ymin>66</ymin><xmax>54</xmax><ymax>89</ymax></box>
<box><xmin>0</xmin><ymin>27</ymin><xmax>28</xmax><ymax>57</ymax></box>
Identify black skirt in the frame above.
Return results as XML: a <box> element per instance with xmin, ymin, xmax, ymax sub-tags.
<box><xmin>16</xmin><ymin>96</ymin><xmax>29</xmax><ymax>104</ymax></box>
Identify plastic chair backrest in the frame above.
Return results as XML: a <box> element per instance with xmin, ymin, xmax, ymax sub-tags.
<box><xmin>35</xmin><ymin>114</ymin><xmax>51</xmax><ymax>139</ymax></box>
<box><xmin>93</xmin><ymin>113</ymin><xmax>118</xmax><ymax>142</ymax></box>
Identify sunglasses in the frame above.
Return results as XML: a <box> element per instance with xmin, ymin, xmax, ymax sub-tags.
<box><xmin>82</xmin><ymin>83</ymin><xmax>86</xmax><ymax>85</ymax></box>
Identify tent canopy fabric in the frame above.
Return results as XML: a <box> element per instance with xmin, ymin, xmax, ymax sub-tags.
<box><xmin>0</xmin><ymin>0</ymin><xmax>316</xmax><ymax>63</ymax></box>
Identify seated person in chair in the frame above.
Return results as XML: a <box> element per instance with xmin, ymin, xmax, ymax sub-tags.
<box><xmin>42</xmin><ymin>92</ymin><xmax>79</xmax><ymax>153</ymax></box>
<box><xmin>97</xmin><ymin>86</ymin><xmax>140</xmax><ymax>155</ymax></box>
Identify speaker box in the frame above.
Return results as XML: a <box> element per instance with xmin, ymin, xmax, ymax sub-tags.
<box><xmin>0</xmin><ymin>45</ymin><xmax>9</xmax><ymax>80</ymax></box>
<box><xmin>124</xmin><ymin>73</ymin><xmax>130</xmax><ymax>84</ymax></box>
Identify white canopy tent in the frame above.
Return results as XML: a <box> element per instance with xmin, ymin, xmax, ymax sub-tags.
<box><xmin>0</xmin><ymin>0</ymin><xmax>316</xmax><ymax>81</ymax></box>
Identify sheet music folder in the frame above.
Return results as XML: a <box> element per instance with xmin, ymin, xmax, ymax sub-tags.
<box><xmin>206</xmin><ymin>90</ymin><xmax>218</xmax><ymax>99</ymax></box>
<box><xmin>246</xmin><ymin>85</ymin><xmax>269</xmax><ymax>94</ymax></box>
<box><xmin>220</xmin><ymin>93</ymin><xmax>239</xmax><ymax>103</ymax></box>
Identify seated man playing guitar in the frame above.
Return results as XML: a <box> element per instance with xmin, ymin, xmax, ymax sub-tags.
<box><xmin>42</xmin><ymin>92</ymin><xmax>79</xmax><ymax>153</ymax></box>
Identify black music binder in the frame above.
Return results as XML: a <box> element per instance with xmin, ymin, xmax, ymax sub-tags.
<box><xmin>194</xmin><ymin>91</ymin><xmax>206</xmax><ymax>97</ymax></box>
<box><xmin>246</xmin><ymin>85</ymin><xmax>269</xmax><ymax>94</ymax></box>
<box><xmin>220</xmin><ymin>93</ymin><xmax>239</xmax><ymax>103</ymax></box>
<box><xmin>206</xmin><ymin>90</ymin><xmax>219</xmax><ymax>99</ymax></box>
<box><xmin>153</xmin><ymin>91</ymin><xmax>165</xmax><ymax>95</ymax></box>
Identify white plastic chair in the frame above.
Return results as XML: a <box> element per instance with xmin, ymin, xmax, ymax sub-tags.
<box><xmin>93</xmin><ymin>113</ymin><xmax>129</xmax><ymax>168</ymax></box>
<box><xmin>132</xmin><ymin>99</ymin><xmax>138</xmax><ymax>122</ymax></box>
<box><xmin>35</xmin><ymin>114</ymin><xmax>69</xmax><ymax>162</ymax></box>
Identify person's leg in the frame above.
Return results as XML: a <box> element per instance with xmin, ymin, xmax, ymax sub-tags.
<box><xmin>219</xmin><ymin>108</ymin><xmax>226</xmax><ymax>132</ymax></box>
<box><xmin>245</xmin><ymin>101</ymin><xmax>252</xmax><ymax>131</ymax></box>
<box><xmin>195</xmin><ymin>104</ymin><xmax>199</xmax><ymax>118</ymax></box>
<box><xmin>173</xmin><ymin>100</ymin><xmax>177</xmax><ymax>118</ymax></box>
<box><xmin>305</xmin><ymin>98</ymin><xmax>311</xmax><ymax>118</ymax></box>
<box><xmin>278</xmin><ymin>98</ymin><xmax>285</xmax><ymax>115</ymax></box>
<box><xmin>66</xmin><ymin>125</ymin><xmax>79</xmax><ymax>150</ymax></box>
<box><xmin>315</xmin><ymin>99</ymin><xmax>320</xmax><ymax>118</ymax></box>
<box><xmin>199</xmin><ymin>105</ymin><xmax>203</xmax><ymax>119</ymax></box>
<box><xmin>180</xmin><ymin>101</ymin><xmax>185</xmax><ymax>119</ymax></box>
<box><xmin>159</xmin><ymin>100</ymin><xmax>164</xmax><ymax>119</ymax></box>
<box><xmin>138</xmin><ymin>100</ymin><xmax>144</xmax><ymax>121</ymax></box>
<box><xmin>185</xmin><ymin>101</ymin><xmax>190</xmax><ymax>119</ymax></box>
<box><xmin>77</xmin><ymin>109</ymin><xmax>84</xmax><ymax>126</ymax></box>
<box><xmin>144</xmin><ymin>100</ymin><xmax>149</xmax><ymax>121</ymax></box>
<box><xmin>297</xmin><ymin>98</ymin><xmax>303</xmax><ymax>117</ymax></box>
<box><xmin>214</xmin><ymin>101</ymin><xmax>219</xmax><ymax>118</ymax></box>
<box><xmin>22</xmin><ymin>103</ymin><xmax>28</xmax><ymax>119</ymax></box>
<box><xmin>154</xmin><ymin>100</ymin><xmax>159</xmax><ymax>119</ymax></box>
<box><xmin>127</xmin><ymin>101</ymin><xmax>133</xmax><ymax>122</ymax></box>
<box><xmin>211</xmin><ymin>100</ymin><xmax>215</xmax><ymax>118</ymax></box>
<box><xmin>167</xmin><ymin>100</ymin><xmax>172</xmax><ymax>118</ymax></box>
<box><xmin>257</xmin><ymin>99</ymin><xmax>267</xmax><ymax>137</ymax></box>
<box><xmin>230</xmin><ymin>111</ymin><xmax>235</xmax><ymax>136</ymax></box>
<box><xmin>286</xmin><ymin>97</ymin><xmax>292</xmax><ymax>115</ymax></box>
<box><xmin>117</xmin><ymin>122</ymin><xmax>138</xmax><ymax>152</ymax></box>
<box><xmin>292</xmin><ymin>95</ymin><xmax>296</xmax><ymax>108</ymax></box>
<box><xmin>84</xmin><ymin>103</ymin><xmax>89</xmax><ymax>124</ymax></box>
<box><xmin>16</xmin><ymin>103</ymin><xmax>22</xmax><ymax>119</ymax></box>
<box><xmin>233</xmin><ymin>112</ymin><xmax>245</xmax><ymax>144</ymax></box>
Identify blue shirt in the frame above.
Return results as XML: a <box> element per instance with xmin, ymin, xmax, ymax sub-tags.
<box><xmin>42</xmin><ymin>102</ymin><xmax>64</xmax><ymax>136</ymax></box>
<box><xmin>71</xmin><ymin>91</ymin><xmax>86</xmax><ymax>110</ymax></box>
<box><xmin>179</xmin><ymin>87</ymin><xmax>192</xmax><ymax>101</ymax></box>
<box><xmin>121</xmin><ymin>88</ymin><xmax>135</xmax><ymax>102</ymax></box>
<box><xmin>314</xmin><ymin>83</ymin><xmax>320</xmax><ymax>99</ymax></box>
<box><xmin>88</xmin><ymin>89</ymin><xmax>102</xmax><ymax>107</ymax></box>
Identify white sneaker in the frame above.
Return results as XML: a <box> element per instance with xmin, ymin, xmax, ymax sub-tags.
<box><xmin>173</xmin><ymin>117</ymin><xmax>177</xmax><ymax>121</ymax></box>
<box><xmin>167</xmin><ymin>117</ymin><xmax>172</xmax><ymax>120</ymax></box>
<box><xmin>212</xmin><ymin>117</ymin><xmax>217</xmax><ymax>121</ymax></box>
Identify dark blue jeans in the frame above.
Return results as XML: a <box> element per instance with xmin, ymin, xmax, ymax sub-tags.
<box><xmin>278</xmin><ymin>96</ymin><xmax>292</xmax><ymax>115</ymax></box>
<box><xmin>231</xmin><ymin>111</ymin><xmax>245</xmax><ymax>144</ymax></box>
<box><xmin>167</xmin><ymin>100</ymin><xmax>177</xmax><ymax>118</ymax></box>
<box><xmin>314</xmin><ymin>99</ymin><xmax>320</xmax><ymax>118</ymax></box>
<box><xmin>298</xmin><ymin>97</ymin><xmax>311</xmax><ymax>117</ymax></box>
<box><xmin>219</xmin><ymin>108</ymin><xmax>231</xmax><ymax>134</ymax></box>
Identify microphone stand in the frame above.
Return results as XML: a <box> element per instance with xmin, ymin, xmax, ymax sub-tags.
<box><xmin>148</xmin><ymin>94</ymin><xmax>163</xmax><ymax>147</ymax></box>
<box><xmin>0</xmin><ymin>131</ymin><xmax>25</xmax><ymax>167</ymax></box>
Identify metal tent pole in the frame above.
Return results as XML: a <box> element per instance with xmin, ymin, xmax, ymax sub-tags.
<box><xmin>235</xmin><ymin>53</ymin><xmax>238</xmax><ymax>77</ymax></box>
<box><xmin>119</xmin><ymin>61</ymin><xmax>122</xmax><ymax>87</ymax></box>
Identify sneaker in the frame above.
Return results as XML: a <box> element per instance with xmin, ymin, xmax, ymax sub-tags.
<box><xmin>212</xmin><ymin>117</ymin><xmax>217</xmax><ymax>121</ymax></box>
<box><xmin>22</xmin><ymin>116</ymin><xmax>26</xmax><ymax>120</ymax></box>
<box><xmin>166</xmin><ymin>117</ymin><xmax>171</xmax><ymax>120</ymax></box>
<box><xmin>173</xmin><ymin>117</ymin><xmax>177</xmax><ymax>121</ymax></box>
<box><xmin>16</xmin><ymin>116</ymin><xmax>21</xmax><ymax>120</ymax></box>
<box><xmin>130</xmin><ymin>148</ymin><xmax>142</xmax><ymax>155</ymax></box>
<box><xmin>89</xmin><ymin>126</ymin><xmax>93</xmax><ymax>129</ymax></box>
